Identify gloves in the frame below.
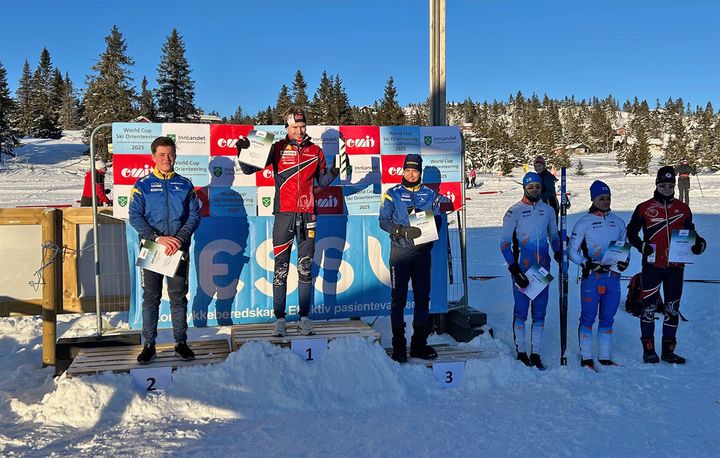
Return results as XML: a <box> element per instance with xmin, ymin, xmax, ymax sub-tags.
<box><xmin>581</xmin><ymin>260</ymin><xmax>609</xmax><ymax>279</ymax></box>
<box><xmin>554</xmin><ymin>251</ymin><xmax>562</xmax><ymax>264</ymax></box>
<box><xmin>640</xmin><ymin>242</ymin><xmax>654</xmax><ymax>257</ymax></box>
<box><xmin>235</xmin><ymin>136</ymin><xmax>251</xmax><ymax>156</ymax></box>
<box><xmin>617</xmin><ymin>260</ymin><xmax>629</xmax><ymax>272</ymax></box>
<box><xmin>692</xmin><ymin>235</ymin><xmax>706</xmax><ymax>255</ymax></box>
<box><xmin>508</xmin><ymin>263</ymin><xmax>530</xmax><ymax>288</ymax></box>
<box><xmin>331</xmin><ymin>152</ymin><xmax>351</xmax><ymax>176</ymax></box>
<box><xmin>104</xmin><ymin>189</ymin><xmax>111</xmax><ymax>194</ymax></box>
<box><xmin>392</xmin><ymin>225</ymin><xmax>422</xmax><ymax>240</ymax></box>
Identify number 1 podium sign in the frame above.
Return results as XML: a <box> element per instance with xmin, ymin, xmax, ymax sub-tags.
<box><xmin>291</xmin><ymin>338</ymin><xmax>328</xmax><ymax>362</ymax></box>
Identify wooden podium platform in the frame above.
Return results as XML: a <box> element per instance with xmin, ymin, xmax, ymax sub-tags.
<box><xmin>65</xmin><ymin>339</ymin><xmax>230</xmax><ymax>377</ymax></box>
<box><xmin>384</xmin><ymin>344</ymin><xmax>484</xmax><ymax>367</ymax></box>
<box><xmin>231</xmin><ymin>320</ymin><xmax>381</xmax><ymax>351</ymax></box>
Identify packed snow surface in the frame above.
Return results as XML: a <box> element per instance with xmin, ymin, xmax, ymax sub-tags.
<box><xmin>1</xmin><ymin>133</ymin><xmax>719</xmax><ymax>456</ymax></box>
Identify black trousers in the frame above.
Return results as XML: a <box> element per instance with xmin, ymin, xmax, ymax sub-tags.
<box><xmin>390</xmin><ymin>245</ymin><xmax>432</xmax><ymax>330</ymax></box>
<box><xmin>272</xmin><ymin>212</ymin><xmax>316</xmax><ymax>319</ymax></box>
<box><xmin>640</xmin><ymin>265</ymin><xmax>684</xmax><ymax>339</ymax></box>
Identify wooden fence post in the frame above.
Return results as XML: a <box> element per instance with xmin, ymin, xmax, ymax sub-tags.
<box><xmin>41</xmin><ymin>208</ymin><xmax>61</xmax><ymax>367</ymax></box>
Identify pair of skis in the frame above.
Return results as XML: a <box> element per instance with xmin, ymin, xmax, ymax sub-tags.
<box><xmin>559</xmin><ymin>167</ymin><xmax>569</xmax><ymax>366</ymax></box>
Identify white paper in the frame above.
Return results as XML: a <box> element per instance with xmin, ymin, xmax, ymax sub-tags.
<box><xmin>238</xmin><ymin>130</ymin><xmax>273</xmax><ymax>169</ymax></box>
<box><xmin>131</xmin><ymin>366</ymin><xmax>173</xmax><ymax>393</ymax></box>
<box><xmin>518</xmin><ymin>264</ymin><xmax>554</xmax><ymax>300</ymax></box>
<box><xmin>668</xmin><ymin>229</ymin><xmax>695</xmax><ymax>264</ymax></box>
<box><xmin>291</xmin><ymin>338</ymin><xmax>328</xmax><ymax>363</ymax></box>
<box><xmin>600</xmin><ymin>240</ymin><xmax>631</xmax><ymax>272</ymax></box>
<box><xmin>408</xmin><ymin>210</ymin><xmax>439</xmax><ymax>245</ymax></box>
<box><xmin>136</xmin><ymin>239</ymin><xmax>185</xmax><ymax>277</ymax></box>
<box><xmin>432</xmin><ymin>361</ymin><xmax>465</xmax><ymax>388</ymax></box>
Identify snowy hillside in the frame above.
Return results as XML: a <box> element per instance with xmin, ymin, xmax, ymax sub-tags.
<box><xmin>1</xmin><ymin>133</ymin><xmax>719</xmax><ymax>456</ymax></box>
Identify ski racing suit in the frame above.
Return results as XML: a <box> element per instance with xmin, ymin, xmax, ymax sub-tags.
<box><xmin>129</xmin><ymin>168</ymin><xmax>201</xmax><ymax>344</ymax></box>
<box><xmin>500</xmin><ymin>197</ymin><xmax>560</xmax><ymax>355</ymax></box>
<box><xmin>568</xmin><ymin>207</ymin><xmax>627</xmax><ymax>360</ymax></box>
<box><xmin>626</xmin><ymin>191</ymin><xmax>699</xmax><ymax>341</ymax></box>
<box><xmin>80</xmin><ymin>170</ymin><xmax>111</xmax><ymax>207</ymax></box>
<box><xmin>239</xmin><ymin>135</ymin><xmax>337</xmax><ymax>319</ymax></box>
<box><xmin>379</xmin><ymin>182</ymin><xmax>442</xmax><ymax>332</ymax></box>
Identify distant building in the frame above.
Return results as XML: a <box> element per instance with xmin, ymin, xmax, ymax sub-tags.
<box><xmin>566</xmin><ymin>143</ymin><xmax>590</xmax><ymax>155</ymax></box>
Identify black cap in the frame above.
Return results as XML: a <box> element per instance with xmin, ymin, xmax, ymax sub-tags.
<box><xmin>656</xmin><ymin>166</ymin><xmax>676</xmax><ymax>184</ymax></box>
<box><xmin>403</xmin><ymin>154</ymin><xmax>423</xmax><ymax>172</ymax></box>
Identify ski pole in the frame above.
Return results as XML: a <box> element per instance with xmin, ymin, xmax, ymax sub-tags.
<box><xmin>695</xmin><ymin>174</ymin><xmax>704</xmax><ymax>197</ymax></box>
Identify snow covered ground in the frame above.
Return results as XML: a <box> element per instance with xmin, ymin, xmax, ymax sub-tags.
<box><xmin>1</xmin><ymin>133</ymin><xmax>719</xmax><ymax>456</ymax></box>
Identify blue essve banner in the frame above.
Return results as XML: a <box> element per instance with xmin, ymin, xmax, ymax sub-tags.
<box><xmin>126</xmin><ymin>215</ymin><xmax>448</xmax><ymax>329</ymax></box>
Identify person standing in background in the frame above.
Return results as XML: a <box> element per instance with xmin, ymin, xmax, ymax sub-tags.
<box><xmin>677</xmin><ymin>159</ymin><xmax>696</xmax><ymax>205</ymax></box>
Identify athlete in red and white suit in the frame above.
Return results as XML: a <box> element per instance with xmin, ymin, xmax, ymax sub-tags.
<box><xmin>238</xmin><ymin>107</ymin><xmax>339</xmax><ymax>336</ymax></box>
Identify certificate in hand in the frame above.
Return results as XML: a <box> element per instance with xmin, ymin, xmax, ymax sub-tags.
<box><xmin>601</xmin><ymin>240</ymin><xmax>631</xmax><ymax>272</ymax></box>
<box><xmin>408</xmin><ymin>210</ymin><xmax>439</xmax><ymax>245</ymax></box>
<box><xmin>668</xmin><ymin>229</ymin><xmax>695</xmax><ymax>264</ymax></box>
<box><xmin>237</xmin><ymin>130</ymin><xmax>274</xmax><ymax>169</ymax></box>
<box><xmin>518</xmin><ymin>264</ymin><xmax>554</xmax><ymax>300</ymax></box>
<box><xmin>136</xmin><ymin>239</ymin><xmax>186</xmax><ymax>277</ymax></box>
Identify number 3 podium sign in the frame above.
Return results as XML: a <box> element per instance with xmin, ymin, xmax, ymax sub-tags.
<box><xmin>432</xmin><ymin>361</ymin><xmax>465</xmax><ymax>388</ymax></box>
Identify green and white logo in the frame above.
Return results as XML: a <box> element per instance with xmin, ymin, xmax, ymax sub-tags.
<box><xmin>423</xmin><ymin>136</ymin><xmax>433</xmax><ymax>146</ymax></box>
<box><xmin>262</xmin><ymin>197</ymin><xmax>271</xmax><ymax>207</ymax></box>
<box><xmin>167</xmin><ymin>133</ymin><xmax>176</xmax><ymax>142</ymax></box>
<box><xmin>118</xmin><ymin>196</ymin><xmax>128</xmax><ymax>207</ymax></box>
<box><xmin>213</xmin><ymin>167</ymin><xmax>223</xmax><ymax>177</ymax></box>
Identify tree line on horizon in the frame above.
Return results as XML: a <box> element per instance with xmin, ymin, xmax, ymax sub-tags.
<box><xmin>0</xmin><ymin>25</ymin><xmax>717</xmax><ymax>171</ymax></box>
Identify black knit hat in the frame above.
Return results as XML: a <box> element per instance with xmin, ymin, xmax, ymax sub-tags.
<box><xmin>403</xmin><ymin>154</ymin><xmax>423</xmax><ymax>172</ymax></box>
<box><xmin>656</xmin><ymin>166</ymin><xmax>676</xmax><ymax>184</ymax></box>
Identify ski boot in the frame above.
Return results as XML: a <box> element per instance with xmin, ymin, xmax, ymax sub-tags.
<box><xmin>661</xmin><ymin>338</ymin><xmax>686</xmax><ymax>364</ymax></box>
<box><xmin>516</xmin><ymin>352</ymin><xmax>531</xmax><ymax>367</ymax></box>
<box><xmin>529</xmin><ymin>353</ymin><xmax>545</xmax><ymax>370</ymax></box>
<box><xmin>641</xmin><ymin>337</ymin><xmax>660</xmax><ymax>364</ymax></box>
<box><xmin>409</xmin><ymin>323</ymin><xmax>438</xmax><ymax>360</ymax></box>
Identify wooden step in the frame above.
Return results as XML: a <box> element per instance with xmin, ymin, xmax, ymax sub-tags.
<box><xmin>385</xmin><ymin>344</ymin><xmax>484</xmax><ymax>367</ymax></box>
<box><xmin>231</xmin><ymin>320</ymin><xmax>381</xmax><ymax>351</ymax></box>
<box><xmin>65</xmin><ymin>339</ymin><xmax>230</xmax><ymax>377</ymax></box>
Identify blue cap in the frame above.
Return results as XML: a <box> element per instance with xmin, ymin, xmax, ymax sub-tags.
<box><xmin>590</xmin><ymin>180</ymin><xmax>611</xmax><ymax>200</ymax></box>
<box><xmin>523</xmin><ymin>172</ymin><xmax>541</xmax><ymax>186</ymax></box>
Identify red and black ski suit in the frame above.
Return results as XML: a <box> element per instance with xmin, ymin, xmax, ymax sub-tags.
<box><xmin>626</xmin><ymin>191</ymin><xmax>702</xmax><ymax>340</ymax></box>
<box><xmin>80</xmin><ymin>170</ymin><xmax>111</xmax><ymax>207</ymax></box>
<box><xmin>239</xmin><ymin>135</ymin><xmax>338</xmax><ymax>319</ymax></box>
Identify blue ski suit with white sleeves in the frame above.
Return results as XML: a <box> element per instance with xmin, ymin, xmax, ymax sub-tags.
<box><xmin>568</xmin><ymin>208</ymin><xmax>627</xmax><ymax>361</ymax></box>
<box><xmin>500</xmin><ymin>196</ymin><xmax>560</xmax><ymax>355</ymax></box>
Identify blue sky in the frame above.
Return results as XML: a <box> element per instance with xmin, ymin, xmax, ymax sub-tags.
<box><xmin>1</xmin><ymin>0</ymin><xmax>718</xmax><ymax>117</ymax></box>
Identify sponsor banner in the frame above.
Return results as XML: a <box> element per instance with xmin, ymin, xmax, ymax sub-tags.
<box><xmin>344</xmin><ymin>184</ymin><xmax>382</xmax><ymax>215</ymax></box>
<box><xmin>112</xmin><ymin>184</ymin><xmax>134</xmax><ymax>219</ymax></box>
<box><xmin>380</xmin><ymin>154</ymin><xmax>406</xmax><ymax>184</ymax></box>
<box><xmin>380</xmin><ymin>126</ymin><xmax>420</xmax><ymax>155</ymax></box>
<box><xmin>422</xmin><ymin>154</ymin><xmax>462</xmax><ymax>183</ymax></box>
<box><xmin>162</xmin><ymin>123</ymin><xmax>211</xmax><ymax>155</ymax></box>
<box><xmin>255</xmin><ymin>165</ymin><xmax>275</xmax><ymax>187</ymax></box>
<box><xmin>126</xmin><ymin>215</ymin><xmax>448</xmax><ymax>327</ymax></box>
<box><xmin>209</xmin><ymin>124</ymin><xmax>254</xmax><ymax>156</ymax></box>
<box><xmin>209</xmin><ymin>186</ymin><xmax>257</xmax><ymax>217</ymax></box>
<box><xmin>306</xmin><ymin>125</ymin><xmax>340</xmax><ymax>156</ymax></box>
<box><xmin>257</xmin><ymin>186</ymin><xmax>275</xmax><ymax>216</ymax></box>
<box><xmin>174</xmin><ymin>155</ymin><xmax>210</xmax><ymax>187</ymax></box>
<box><xmin>338</xmin><ymin>154</ymin><xmax>381</xmax><ymax>186</ymax></box>
<box><xmin>208</xmin><ymin>156</ymin><xmax>255</xmax><ymax>187</ymax></box>
<box><xmin>195</xmin><ymin>186</ymin><xmax>210</xmax><ymax>217</ymax></box>
<box><xmin>111</xmin><ymin>123</ymin><xmax>162</xmax><ymax>155</ymax></box>
<box><xmin>339</xmin><ymin>126</ymin><xmax>380</xmax><ymax>155</ymax></box>
<box><xmin>254</xmin><ymin>125</ymin><xmax>287</xmax><ymax>142</ymax></box>
<box><xmin>420</xmin><ymin>126</ymin><xmax>462</xmax><ymax>155</ymax></box>
<box><xmin>113</xmin><ymin>154</ymin><xmax>155</xmax><ymax>186</ymax></box>
<box><xmin>428</xmin><ymin>181</ymin><xmax>463</xmax><ymax>212</ymax></box>
<box><xmin>314</xmin><ymin>186</ymin><xmax>344</xmax><ymax>214</ymax></box>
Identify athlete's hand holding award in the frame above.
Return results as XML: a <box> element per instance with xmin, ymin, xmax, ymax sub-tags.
<box><xmin>237</xmin><ymin>130</ymin><xmax>274</xmax><ymax>169</ymax></box>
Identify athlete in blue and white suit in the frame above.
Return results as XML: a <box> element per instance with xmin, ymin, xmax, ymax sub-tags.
<box><xmin>500</xmin><ymin>172</ymin><xmax>560</xmax><ymax>369</ymax></box>
<box><xmin>568</xmin><ymin>181</ymin><xmax>629</xmax><ymax>368</ymax></box>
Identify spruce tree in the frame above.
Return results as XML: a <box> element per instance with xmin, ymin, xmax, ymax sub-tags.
<box><xmin>84</xmin><ymin>25</ymin><xmax>137</xmax><ymax>160</ymax></box>
<box><xmin>375</xmin><ymin>76</ymin><xmax>405</xmax><ymax>125</ymax></box>
<box><xmin>228</xmin><ymin>105</ymin><xmax>252</xmax><ymax>124</ymax></box>
<box><xmin>0</xmin><ymin>62</ymin><xmax>22</xmax><ymax>157</ymax></box>
<box><xmin>138</xmin><ymin>76</ymin><xmax>156</xmax><ymax>121</ymax></box>
<box><xmin>156</xmin><ymin>28</ymin><xmax>196</xmax><ymax>122</ymax></box>
<box><xmin>15</xmin><ymin>60</ymin><xmax>33</xmax><ymax>135</ymax></box>
<box><xmin>292</xmin><ymin>70</ymin><xmax>309</xmax><ymax>111</ymax></box>
<box><xmin>29</xmin><ymin>48</ymin><xmax>62</xmax><ymax>138</ymax></box>
<box><xmin>331</xmin><ymin>74</ymin><xmax>353</xmax><ymax>125</ymax></box>
<box><xmin>661</xmin><ymin>112</ymin><xmax>687</xmax><ymax>165</ymax></box>
<box><xmin>58</xmin><ymin>72</ymin><xmax>80</xmax><ymax>130</ymax></box>
<box><xmin>575</xmin><ymin>159</ymin><xmax>586</xmax><ymax>176</ymax></box>
<box><xmin>626</xmin><ymin>122</ymin><xmax>651</xmax><ymax>175</ymax></box>
<box><xmin>273</xmin><ymin>85</ymin><xmax>293</xmax><ymax>124</ymax></box>
<box><xmin>587</xmin><ymin>100</ymin><xmax>612</xmax><ymax>154</ymax></box>
<box><xmin>309</xmin><ymin>71</ymin><xmax>333</xmax><ymax>123</ymax></box>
